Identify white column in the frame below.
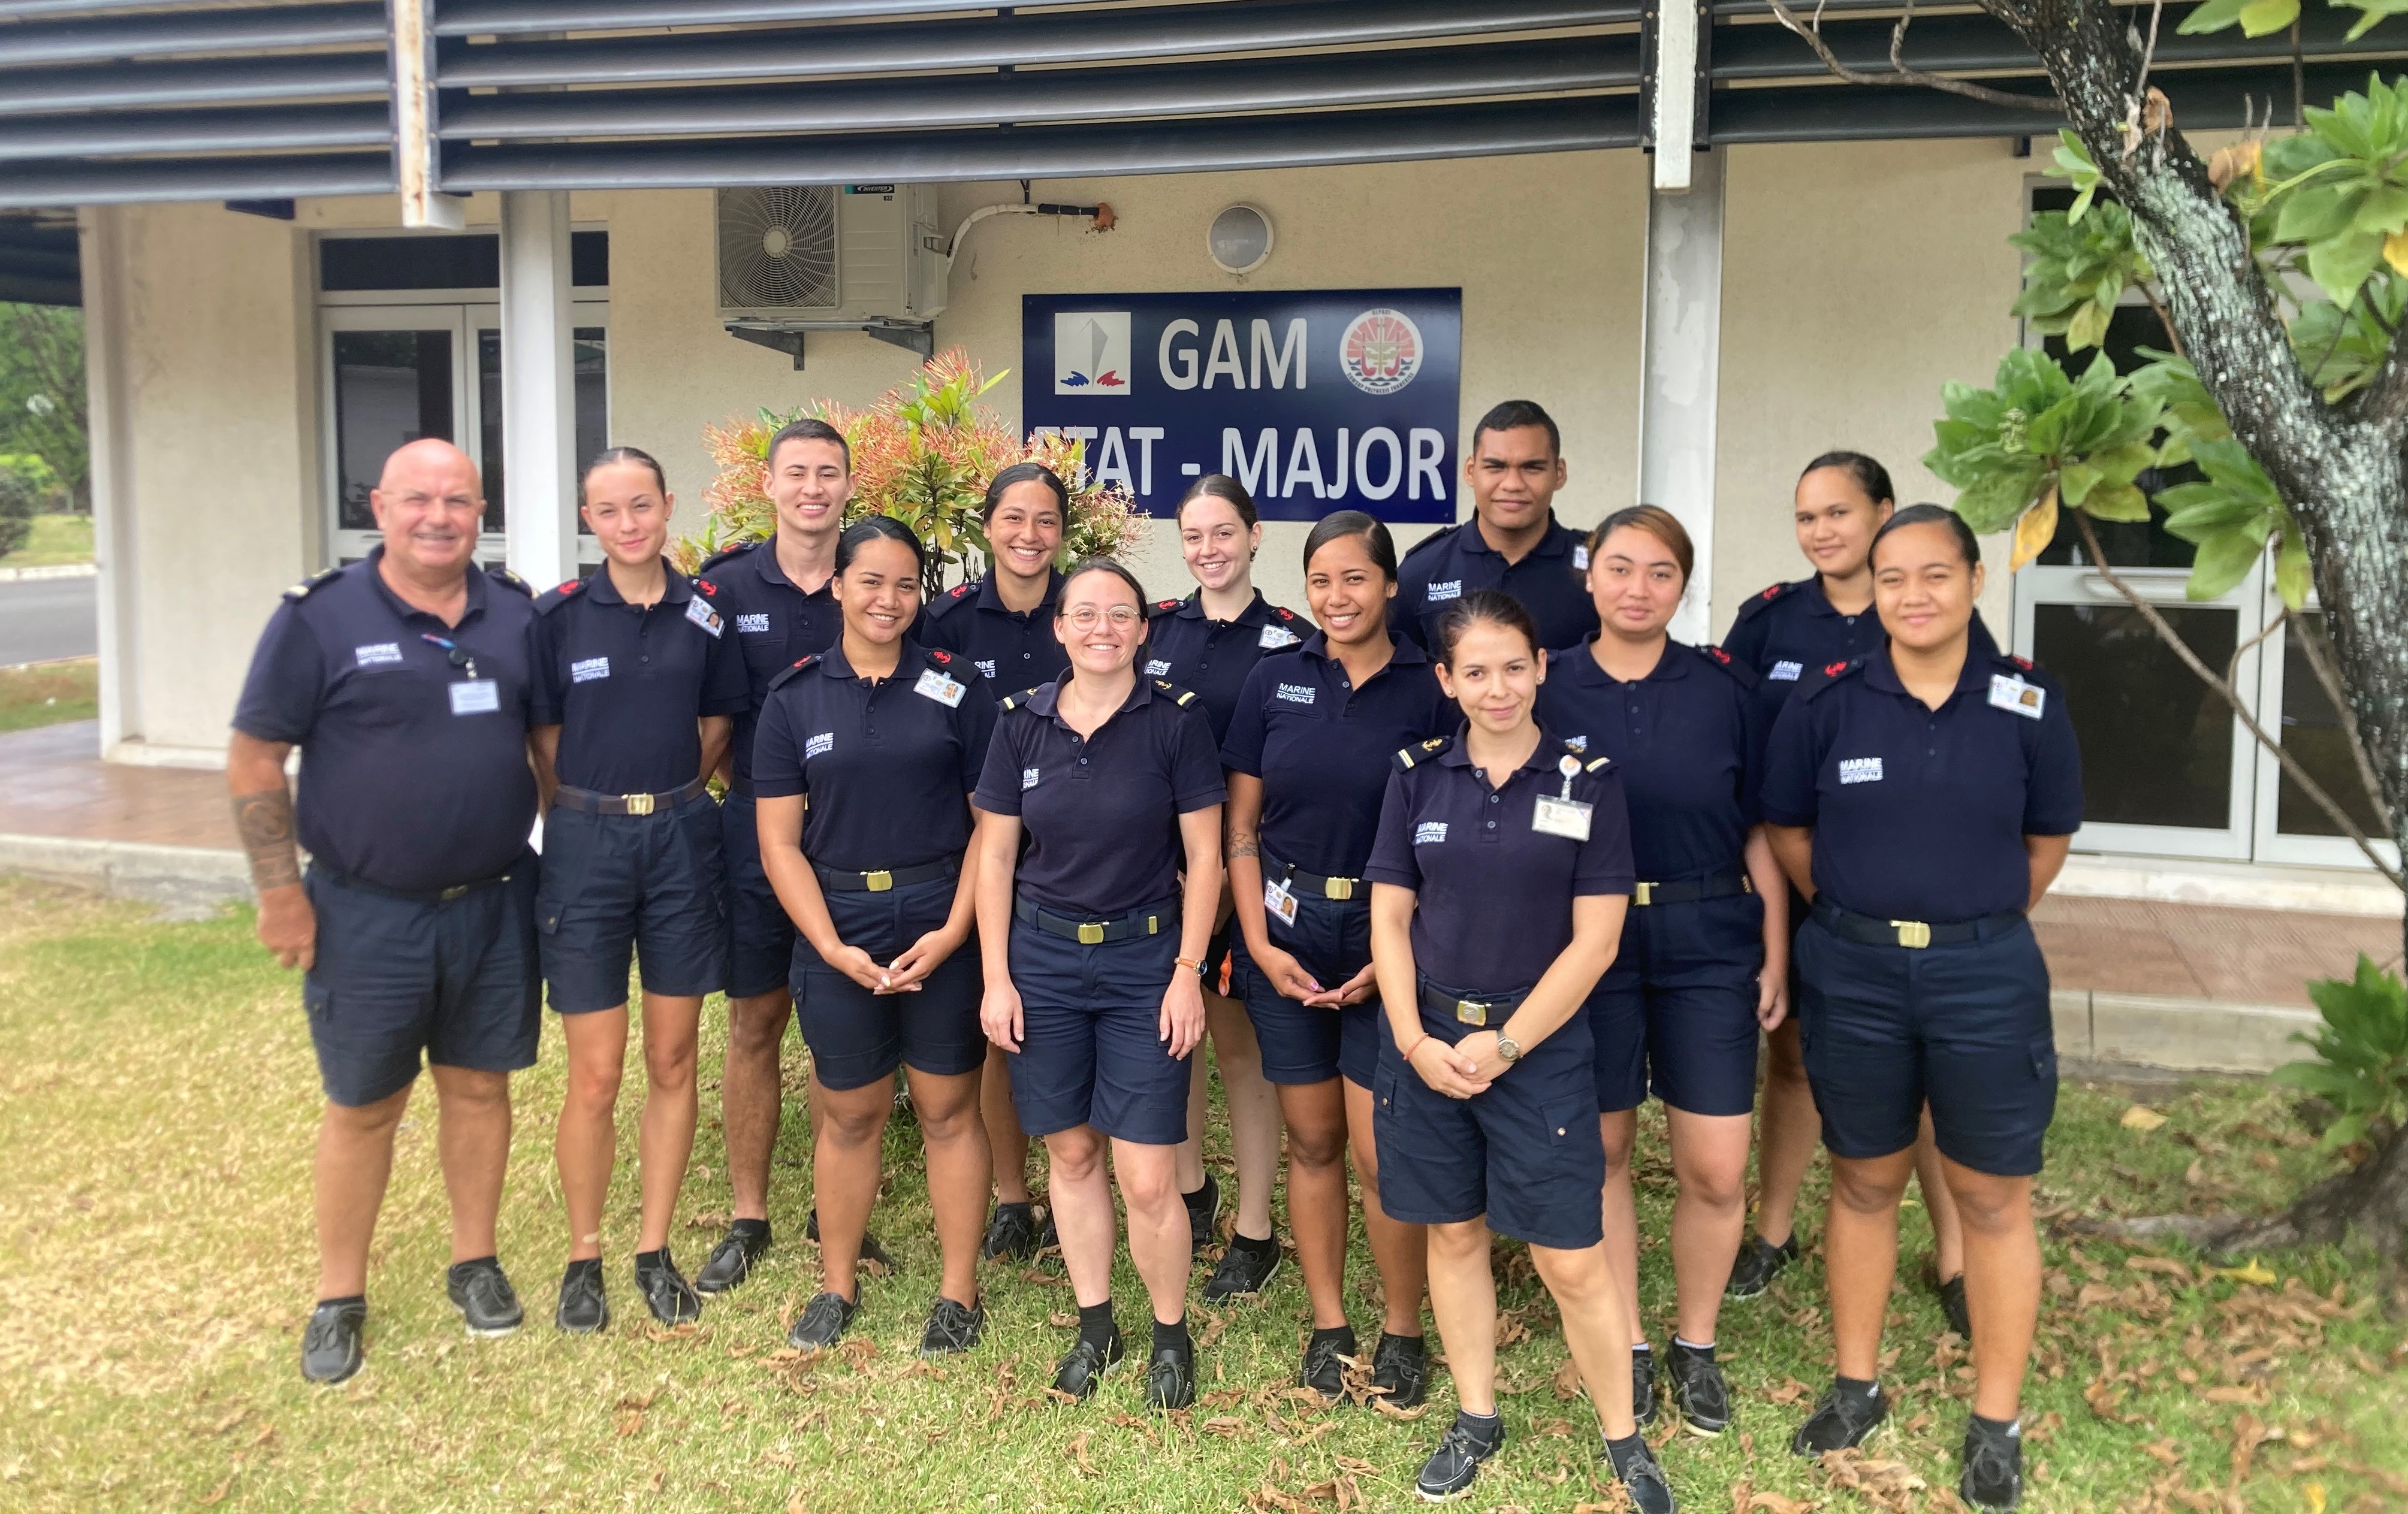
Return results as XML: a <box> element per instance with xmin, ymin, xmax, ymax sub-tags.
<box><xmin>79</xmin><ymin>205</ymin><xmax>140</xmax><ymax>756</ymax></box>
<box><xmin>1637</xmin><ymin>145</ymin><xmax>1724</xmax><ymax>645</ymax></box>
<box><xmin>499</xmin><ymin>189</ymin><xmax>578</xmax><ymax>587</ymax></box>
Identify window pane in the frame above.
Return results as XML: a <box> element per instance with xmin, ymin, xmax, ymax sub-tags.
<box><xmin>575</xmin><ymin>327</ymin><xmax>608</xmax><ymax>494</ymax></box>
<box><xmin>321</xmin><ymin>232</ymin><xmax>609</xmax><ymax>291</ymax></box>
<box><xmin>478</xmin><ymin>330</ymin><xmax>505</xmax><ymax>533</ymax></box>
<box><xmin>331</xmin><ymin>330</ymin><xmax>452</xmax><ymax>531</ymax></box>
<box><xmin>2032</xmin><ymin>602</ymin><xmax>2238</xmax><ymax>830</ymax></box>
<box><xmin>475</xmin><ymin>327</ymin><xmax>609</xmax><ymax>536</ymax></box>
<box><xmin>2277</xmin><ymin>612</ymin><xmax>2386</xmax><ymax>837</ymax></box>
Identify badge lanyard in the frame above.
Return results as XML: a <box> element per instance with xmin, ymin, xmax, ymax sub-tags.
<box><xmin>421</xmin><ymin>632</ymin><xmax>478</xmax><ymax>681</ymax></box>
<box><xmin>423</xmin><ymin>633</ymin><xmax>500</xmax><ymax>716</ymax></box>
<box><xmin>1531</xmin><ymin>754</ymin><xmax>1594</xmax><ymax>841</ymax></box>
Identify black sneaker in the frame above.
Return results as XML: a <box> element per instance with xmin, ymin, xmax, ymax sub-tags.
<box><xmin>1183</xmin><ymin>1173</ymin><xmax>1221</xmax><ymax>1253</ymax></box>
<box><xmin>1666</xmin><ymin>1344</ymin><xmax>1730</xmax><ymax>1436</ymax></box>
<box><xmin>805</xmin><ymin>1207</ymin><xmax>895</xmax><ymax>1270</ymax></box>
<box><xmin>555</xmin><ymin>1259</ymin><xmax>608</xmax><ymax>1334</ymax></box>
<box><xmin>1937</xmin><ymin>1273</ymin><xmax>1974</xmax><ymax>1340</ymax></box>
<box><xmin>1604</xmin><ymin>1434</ymin><xmax>1678</xmax><ymax>1514</ymax></box>
<box><xmin>982</xmin><ymin>1201</ymin><xmax>1042</xmax><ymax>1262</ymax></box>
<box><xmin>1790</xmin><ymin>1380</ymin><xmax>1888</xmax><ymax>1455</ymax></box>
<box><xmin>1299</xmin><ymin>1328</ymin><xmax>1356</xmax><ymax>1401</ymax></box>
<box><xmin>787</xmin><ymin>1289</ymin><xmax>858</xmax><ymax>1350</ymax></box>
<box><xmin>1145</xmin><ymin>1340</ymin><xmax>1197</xmax><ymax>1409</ymax></box>
<box><xmin>695</xmin><ymin>1220</ymin><xmax>770</xmax><ymax>1295</ymax></box>
<box><xmin>1053</xmin><ymin>1328</ymin><xmax>1125</xmax><ymax>1398</ymax></box>
<box><xmin>1631</xmin><ymin>1347</ymin><xmax>1658</xmax><ymax>1427</ymax></box>
<box><xmin>1371</xmin><ymin>1332</ymin><xmax>1429</xmax><ymax>1409</ymax></box>
<box><xmin>1415</xmin><ymin>1414</ymin><xmax>1505</xmax><ymax>1500</ymax></box>
<box><xmin>1959</xmin><ymin>1416</ymin><xmax>2023</xmax><ymax>1512</ymax></box>
<box><xmin>300</xmin><ymin>1298</ymin><xmax>366</xmax><ymax>1385</ymax></box>
<box><xmin>1725</xmin><ymin>1232</ymin><xmax>1797</xmax><ymax>1299</ymax></box>
<box><xmin>635</xmin><ymin>1250</ymin><xmax>700</xmax><ymax>1326</ymax></box>
<box><xmin>1203</xmin><ymin>1232</ymin><xmax>1281</xmax><ymax>1302</ymax></box>
<box><xmin>446</xmin><ymin>1258</ymin><xmax>524</xmax><ymax>1338</ymax></box>
<box><xmin>920</xmin><ymin>1295</ymin><xmax>986</xmax><ymax>1356</ymax></box>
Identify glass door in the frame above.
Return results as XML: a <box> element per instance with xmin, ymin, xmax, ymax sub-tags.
<box><xmin>464</xmin><ymin>303</ymin><xmax>613</xmax><ymax>571</ymax></box>
<box><xmin>2251</xmin><ymin>598</ymin><xmax>2401</xmax><ymax>869</ymax></box>
<box><xmin>320</xmin><ymin>305</ymin><xmax>486</xmax><ymax>564</ymax></box>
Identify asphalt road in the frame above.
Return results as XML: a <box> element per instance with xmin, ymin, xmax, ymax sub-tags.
<box><xmin>0</xmin><ymin>574</ymin><xmax>98</xmax><ymax>667</ymax></box>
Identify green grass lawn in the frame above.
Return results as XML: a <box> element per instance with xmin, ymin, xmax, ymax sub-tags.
<box><xmin>0</xmin><ymin>656</ymin><xmax>95</xmax><ymax>732</ymax></box>
<box><xmin>0</xmin><ymin>877</ymin><xmax>2401</xmax><ymax>1513</ymax></box>
<box><xmin>0</xmin><ymin>511</ymin><xmax>93</xmax><ymax>567</ymax></box>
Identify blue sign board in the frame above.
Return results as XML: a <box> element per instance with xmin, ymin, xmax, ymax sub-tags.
<box><xmin>1022</xmin><ymin>288</ymin><xmax>1463</xmax><ymax>524</ymax></box>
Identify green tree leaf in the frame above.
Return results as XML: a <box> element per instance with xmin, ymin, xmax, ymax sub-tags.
<box><xmin>2177</xmin><ymin>0</ymin><xmax>2254</xmax><ymax>34</ymax></box>
<box><xmin>2237</xmin><ymin>0</ymin><xmax>2302</xmax><ymax>35</ymax></box>
<box><xmin>2187</xmin><ymin>528</ymin><xmax>2270</xmax><ymax>599</ymax></box>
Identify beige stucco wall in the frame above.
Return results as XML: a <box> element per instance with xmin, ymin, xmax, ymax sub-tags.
<box><xmin>1713</xmin><ymin>137</ymin><xmax>2032</xmax><ymax>642</ymax></box>
<box><xmin>95</xmin><ymin>140</ymin><xmax>2044</xmax><ymax>755</ymax></box>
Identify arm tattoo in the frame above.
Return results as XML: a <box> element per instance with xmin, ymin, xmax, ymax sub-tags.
<box><xmin>231</xmin><ymin>787</ymin><xmax>303</xmax><ymax>893</ymax></box>
<box><xmin>1229</xmin><ymin>835</ymin><xmax>1260</xmax><ymax>860</ymax></box>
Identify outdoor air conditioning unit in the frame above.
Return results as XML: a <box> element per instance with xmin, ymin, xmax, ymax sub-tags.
<box><xmin>714</xmin><ymin>183</ymin><xmax>949</xmax><ymax>323</ymax></box>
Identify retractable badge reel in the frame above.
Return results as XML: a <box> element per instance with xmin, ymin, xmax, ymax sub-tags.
<box><xmin>1531</xmin><ymin>754</ymin><xmax>1592</xmax><ymax>841</ymax></box>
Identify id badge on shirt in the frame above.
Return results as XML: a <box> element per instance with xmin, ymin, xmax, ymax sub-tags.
<box><xmin>1264</xmin><ymin>877</ymin><xmax>1299</xmax><ymax>927</ymax></box>
<box><xmin>1532</xmin><ymin>794</ymin><xmax>1592</xmax><ymax>841</ymax></box>
<box><xmin>914</xmin><ymin>666</ymin><xmax>967</xmax><ymax>708</ymax></box>
<box><xmin>1258</xmin><ymin>622</ymin><xmax>1300</xmax><ymax>650</ymax></box>
<box><xmin>1988</xmin><ymin>673</ymin><xmax>2045</xmax><ymax>719</ymax></box>
<box><xmin>684</xmin><ymin>596</ymin><xmax>724</xmax><ymax>637</ymax></box>
<box><xmin>449</xmin><ymin>679</ymin><xmax>500</xmax><ymax>716</ymax></box>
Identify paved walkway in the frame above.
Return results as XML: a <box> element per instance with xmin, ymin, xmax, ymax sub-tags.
<box><xmin>3</xmin><ymin>720</ymin><xmax>236</xmax><ymax>850</ymax></box>
<box><xmin>2030</xmin><ymin>893</ymin><xmax>2401</xmax><ymax>1009</ymax></box>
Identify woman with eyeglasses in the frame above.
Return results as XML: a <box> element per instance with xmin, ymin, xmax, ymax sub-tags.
<box><xmin>1365</xmin><ymin>589</ymin><xmax>1674</xmax><ymax>1512</ymax></box>
<box><xmin>752</xmin><ymin>516</ymin><xmax>998</xmax><ymax>1357</ymax></box>
<box><xmin>971</xmin><ymin>558</ymin><xmax>1227</xmax><ymax>1410</ymax></box>
<box><xmin>527</xmin><ymin>447</ymin><xmax>749</xmax><ymax>1332</ymax></box>
<box><xmin>1143</xmin><ymin>473</ymin><xmax>1306</xmax><ymax>1297</ymax></box>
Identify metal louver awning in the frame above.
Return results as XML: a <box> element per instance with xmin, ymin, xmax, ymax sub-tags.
<box><xmin>0</xmin><ymin>0</ymin><xmax>2404</xmax><ymax>223</ymax></box>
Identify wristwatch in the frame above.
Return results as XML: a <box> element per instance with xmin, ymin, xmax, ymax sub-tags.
<box><xmin>1495</xmin><ymin>1033</ymin><xmax>1522</xmax><ymax>1064</ymax></box>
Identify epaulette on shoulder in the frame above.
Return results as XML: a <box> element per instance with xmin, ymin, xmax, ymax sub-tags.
<box><xmin>1154</xmin><ymin>679</ymin><xmax>1199</xmax><ymax>706</ymax></box>
<box><xmin>1394</xmin><ymin>734</ymin><xmax>1452</xmax><ymax>771</ymax></box>
<box><xmin>1691</xmin><ymin>642</ymin><xmax>1758</xmax><ymax>688</ymax></box>
<box><xmin>281</xmin><ymin>565</ymin><xmax>343</xmax><ymax>602</ymax></box>
<box><xmin>1799</xmin><ymin>656</ymin><xmax>1865</xmax><ymax>700</ymax></box>
<box><xmin>487</xmin><ymin>566</ymin><xmax>533</xmax><ymax>597</ymax></box>
<box><xmin>767</xmin><ymin>653</ymin><xmax>822</xmax><ymax>692</ymax></box>
<box><xmin>998</xmin><ymin>685</ymin><xmax>1043</xmax><ymax>713</ymax></box>
<box><xmin>926</xmin><ymin>579</ymin><xmax>977</xmax><ymax>617</ymax></box>
<box><xmin>1732</xmin><ymin>579</ymin><xmax>1800</xmax><ymax>623</ymax></box>
<box><xmin>533</xmin><ymin>577</ymin><xmax>583</xmax><ymax>614</ymax></box>
<box><xmin>925</xmin><ymin>646</ymin><xmax>956</xmax><ymax>669</ymax></box>
<box><xmin>1149</xmin><ymin>597</ymin><xmax>1185</xmax><ymax>618</ymax></box>
<box><xmin>697</xmin><ymin>538</ymin><xmax>763</xmax><ymax>576</ymax></box>
<box><xmin>2000</xmin><ymin>652</ymin><xmax>2035</xmax><ymax>672</ymax></box>
<box><xmin>1397</xmin><ymin>522</ymin><xmax>1459</xmax><ymax>565</ymax></box>
<box><xmin>1272</xmin><ymin>605</ymin><xmax>1300</xmax><ymax>624</ymax></box>
<box><xmin>1582</xmin><ymin>754</ymin><xmax>1613</xmax><ymax>773</ymax></box>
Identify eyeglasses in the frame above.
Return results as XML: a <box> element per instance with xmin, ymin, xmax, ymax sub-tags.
<box><xmin>1061</xmin><ymin>606</ymin><xmax>1140</xmax><ymax>630</ymax></box>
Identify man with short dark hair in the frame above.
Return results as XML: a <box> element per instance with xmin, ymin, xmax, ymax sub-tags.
<box><xmin>228</xmin><ymin>438</ymin><xmax>542</xmax><ymax>1385</ymax></box>
<box><xmin>1391</xmin><ymin>400</ymin><xmax>1601</xmax><ymax>653</ymax></box>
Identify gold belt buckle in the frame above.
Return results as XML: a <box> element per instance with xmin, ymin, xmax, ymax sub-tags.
<box><xmin>864</xmin><ymin>870</ymin><xmax>893</xmax><ymax>892</ymax></box>
<box><xmin>1324</xmin><ymin>877</ymin><xmax>1355</xmax><ymax>900</ymax></box>
<box><xmin>1454</xmin><ymin>999</ymin><xmax>1488</xmax><ymax>1027</ymax></box>
<box><xmin>1892</xmin><ymin>920</ymin><xmax>1932</xmax><ymax>949</ymax></box>
<box><xmin>1633</xmin><ymin>881</ymin><xmax>1655</xmax><ymax>906</ymax></box>
<box><xmin>623</xmin><ymin>791</ymin><xmax>655</xmax><ymax>817</ymax></box>
<box><xmin>1077</xmin><ymin>921</ymin><xmax>1105</xmax><ymax>945</ymax></box>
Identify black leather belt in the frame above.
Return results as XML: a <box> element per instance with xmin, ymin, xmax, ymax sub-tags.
<box><xmin>1812</xmin><ymin>899</ymin><xmax>2024</xmax><ymax>950</ymax></box>
<box><xmin>553</xmin><ymin>776</ymin><xmax>710</xmax><ymax>817</ymax></box>
<box><xmin>313</xmin><ymin>864</ymin><xmax>517</xmax><ymax>905</ymax></box>
<box><xmin>1632</xmin><ymin>864</ymin><xmax>1752</xmax><ymax>908</ymax></box>
<box><xmin>1262</xmin><ymin>850</ymin><xmax>1365</xmax><ymax>903</ymax></box>
<box><xmin>1013</xmin><ymin>896</ymin><xmax>1176</xmax><ymax>945</ymax></box>
<box><xmin>816</xmin><ymin>858</ymin><xmax>958</xmax><ymax>893</ymax></box>
<box><xmin>1417</xmin><ymin>980</ymin><xmax>1527</xmax><ymax>1028</ymax></box>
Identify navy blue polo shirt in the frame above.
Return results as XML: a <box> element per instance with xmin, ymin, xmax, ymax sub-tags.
<box><xmin>752</xmin><ymin>639</ymin><xmax>997</xmax><ymax>873</ymax></box>
<box><xmin>1758</xmin><ymin>646</ymin><xmax>2083</xmax><ymax>922</ymax></box>
<box><xmin>695</xmin><ymin>535</ymin><xmax>842</xmax><ymax>784</ymax></box>
<box><xmin>1391</xmin><ymin>513</ymin><xmax>1601</xmax><ymax>655</ymax></box>
<box><xmin>920</xmin><ymin>569</ymin><xmax>1067</xmax><ymax>689</ymax></box>
<box><xmin>1143</xmin><ymin>589</ymin><xmax>1308</xmax><ymax>743</ymax></box>
<box><xmin>972</xmin><ymin>676</ymin><xmax>1227</xmax><ymax>918</ymax></box>
<box><xmin>1221</xmin><ymin>631</ymin><xmax>1453</xmax><ymax>879</ymax></box>
<box><xmin>529</xmin><ymin>565</ymin><xmax>750</xmax><ymax>796</ymax></box>
<box><xmin>232</xmin><ymin>548</ymin><xmax>538</xmax><ymax>894</ymax></box>
<box><xmin>1724</xmin><ymin>576</ymin><xmax>1999</xmax><ymax>712</ymax></box>
<box><xmin>1535</xmin><ymin>638</ymin><xmax>1768</xmax><ymax>881</ymax></box>
<box><xmin>1363</xmin><ymin>726</ymin><xmax>1635</xmax><ymax>995</ymax></box>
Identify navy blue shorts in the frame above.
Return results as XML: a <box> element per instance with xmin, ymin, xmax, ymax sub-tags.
<box><xmin>1589</xmin><ymin>891</ymin><xmax>1766</xmax><ymax>1117</ymax></box>
<box><xmin>301</xmin><ymin>862</ymin><xmax>542</xmax><ymax>1108</ymax></box>
<box><xmin>1005</xmin><ymin>905</ymin><xmax>1191</xmax><ymax>1146</ymax></box>
<box><xmin>793</xmin><ymin>874</ymin><xmax>983</xmax><ymax>1089</ymax></box>
<box><xmin>1372</xmin><ymin>978</ymin><xmax>1605</xmax><ymax>1250</ymax></box>
<box><xmin>1794</xmin><ymin>912</ymin><xmax>2057</xmax><ymax>1177</ymax></box>
<box><xmin>1230</xmin><ymin>892</ymin><xmax>1386</xmax><ymax>1088</ymax></box>
<box><xmin>538</xmin><ymin>794</ymin><xmax>729</xmax><ymax>1014</ymax></box>
<box><xmin>719</xmin><ymin>791</ymin><xmax>798</xmax><ymax>1001</ymax></box>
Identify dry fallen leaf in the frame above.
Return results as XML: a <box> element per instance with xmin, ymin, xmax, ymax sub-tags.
<box><xmin>2211</xmin><ymin>1258</ymin><xmax>2279</xmax><ymax>1288</ymax></box>
<box><xmin>2122</xmin><ymin>1105</ymin><xmax>2169</xmax><ymax>1132</ymax></box>
<box><xmin>1553</xmin><ymin>1355</ymin><xmax>1585</xmax><ymax>1400</ymax></box>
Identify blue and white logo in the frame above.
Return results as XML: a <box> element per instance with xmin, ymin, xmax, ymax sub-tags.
<box><xmin>1770</xmin><ymin>660</ymin><xmax>1803</xmax><ymax>682</ymax></box>
<box><xmin>735</xmin><ymin>614</ymin><xmax>771</xmax><ymax>634</ymax></box>
<box><xmin>805</xmin><ymin>732</ymin><xmax>834</xmax><ymax>760</ymax></box>
<box><xmin>1054</xmin><ymin>312</ymin><xmax>1131</xmax><ymax>394</ymax></box>
<box><xmin>1414</xmin><ymin>821</ymin><xmax>1448</xmax><ymax>845</ymax></box>
<box><xmin>571</xmin><ymin>657</ymin><xmax>609</xmax><ymax>684</ymax></box>
<box><xmin>1021</xmin><ymin>766</ymin><xmax>1042</xmax><ymax>790</ymax></box>
<box><xmin>1275</xmin><ymin>682</ymin><xmax>1316</xmax><ymax>705</ymax></box>
<box><xmin>1839</xmin><ymin>757</ymin><xmax>1884</xmax><ymax>785</ymax></box>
